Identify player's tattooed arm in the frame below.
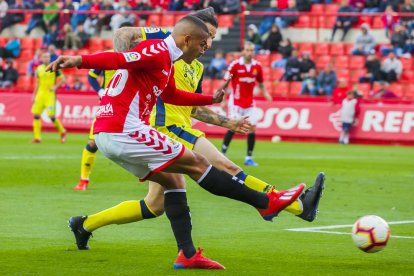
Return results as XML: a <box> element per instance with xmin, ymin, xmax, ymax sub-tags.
<box><xmin>113</xmin><ymin>27</ymin><xmax>143</xmax><ymax>52</ymax></box>
<box><xmin>191</xmin><ymin>107</ymin><xmax>251</xmax><ymax>134</ymax></box>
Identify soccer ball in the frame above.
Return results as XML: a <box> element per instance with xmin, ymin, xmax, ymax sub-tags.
<box><xmin>352</xmin><ymin>215</ymin><xmax>390</xmax><ymax>253</ymax></box>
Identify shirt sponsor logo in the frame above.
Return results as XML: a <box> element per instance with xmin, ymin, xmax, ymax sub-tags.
<box><xmin>239</xmin><ymin>77</ymin><xmax>256</xmax><ymax>83</ymax></box>
<box><xmin>95</xmin><ymin>103</ymin><xmax>114</xmax><ymax>117</ymax></box>
<box><xmin>123</xmin><ymin>52</ymin><xmax>141</xmax><ymax>62</ymax></box>
<box><xmin>143</xmin><ymin>27</ymin><xmax>161</xmax><ymax>33</ymax></box>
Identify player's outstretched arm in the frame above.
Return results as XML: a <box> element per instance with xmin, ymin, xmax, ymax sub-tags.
<box><xmin>191</xmin><ymin>107</ymin><xmax>251</xmax><ymax>134</ymax></box>
<box><xmin>113</xmin><ymin>27</ymin><xmax>143</xmax><ymax>52</ymax></box>
<box><xmin>45</xmin><ymin>56</ymin><xmax>82</xmax><ymax>72</ymax></box>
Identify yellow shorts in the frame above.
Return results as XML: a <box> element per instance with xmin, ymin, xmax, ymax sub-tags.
<box><xmin>31</xmin><ymin>91</ymin><xmax>56</xmax><ymax>117</ymax></box>
<box><xmin>155</xmin><ymin>125</ymin><xmax>205</xmax><ymax>150</ymax></box>
<box><xmin>88</xmin><ymin>118</ymin><xmax>96</xmax><ymax>140</ymax></box>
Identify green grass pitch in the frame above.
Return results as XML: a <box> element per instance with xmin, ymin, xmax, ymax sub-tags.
<box><xmin>0</xmin><ymin>131</ymin><xmax>413</xmax><ymax>275</ymax></box>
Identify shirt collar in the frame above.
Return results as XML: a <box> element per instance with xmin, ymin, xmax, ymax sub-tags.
<box><xmin>239</xmin><ymin>57</ymin><xmax>256</xmax><ymax>65</ymax></box>
<box><xmin>164</xmin><ymin>35</ymin><xmax>183</xmax><ymax>62</ymax></box>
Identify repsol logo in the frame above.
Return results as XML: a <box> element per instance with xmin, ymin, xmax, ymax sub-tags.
<box><xmin>362</xmin><ymin>111</ymin><xmax>414</xmax><ymax>133</ymax></box>
<box><xmin>256</xmin><ymin>107</ymin><xmax>312</xmax><ymax>130</ymax></box>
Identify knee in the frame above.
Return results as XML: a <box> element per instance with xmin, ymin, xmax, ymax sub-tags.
<box><xmin>87</xmin><ymin>139</ymin><xmax>98</xmax><ymax>151</ymax></box>
<box><xmin>192</xmin><ymin>152</ymin><xmax>210</xmax><ymax>174</ymax></box>
<box><xmin>212</xmin><ymin>156</ymin><xmax>241</xmax><ymax>175</ymax></box>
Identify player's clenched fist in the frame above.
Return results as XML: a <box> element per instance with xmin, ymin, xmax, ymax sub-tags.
<box><xmin>46</xmin><ymin>56</ymin><xmax>83</xmax><ymax>72</ymax></box>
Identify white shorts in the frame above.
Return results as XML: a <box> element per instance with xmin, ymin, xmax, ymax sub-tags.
<box><xmin>95</xmin><ymin>127</ymin><xmax>184</xmax><ymax>182</ymax></box>
<box><xmin>228</xmin><ymin>104</ymin><xmax>258</xmax><ymax>126</ymax></box>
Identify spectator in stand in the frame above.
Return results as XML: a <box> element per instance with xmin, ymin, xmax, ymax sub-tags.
<box><xmin>0</xmin><ymin>58</ymin><xmax>19</xmax><ymax>88</ymax></box>
<box><xmin>48</xmin><ymin>44</ymin><xmax>59</xmax><ymax>62</ymax></box>
<box><xmin>330</xmin><ymin>0</ymin><xmax>357</xmax><ymax>42</ymax></box>
<box><xmin>27</xmin><ymin>48</ymin><xmax>43</xmax><ymax>76</ymax></box>
<box><xmin>0</xmin><ymin>0</ymin><xmax>28</xmax><ymax>32</ymax></box>
<box><xmin>380</xmin><ymin>51</ymin><xmax>402</xmax><ymax>82</ymax></box>
<box><xmin>400</xmin><ymin>0</ymin><xmax>414</xmax><ymax>34</ymax></box>
<box><xmin>168</xmin><ymin>0</ymin><xmax>184</xmax><ymax>11</ymax></box>
<box><xmin>258</xmin><ymin>0</ymin><xmax>278</xmax><ymax>35</ymax></box>
<box><xmin>318</xmin><ymin>63</ymin><xmax>337</xmax><ymax>96</ymax></box>
<box><xmin>296</xmin><ymin>0</ymin><xmax>311</xmax><ymax>12</ymax></box>
<box><xmin>0</xmin><ymin>0</ymin><xmax>7</xmax><ymax>28</ymax></box>
<box><xmin>221</xmin><ymin>0</ymin><xmax>241</xmax><ymax>14</ymax></box>
<box><xmin>63</xmin><ymin>23</ymin><xmax>84</xmax><ymax>50</ymax></box>
<box><xmin>382</xmin><ymin>5</ymin><xmax>399</xmax><ymax>38</ymax></box>
<box><xmin>133</xmin><ymin>0</ymin><xmax>152</xmax><ymax>26</ymax></box>
<box><xmin>62</xmin><ymin>0</ymin><xmax>75</xmax><ymax>26</ymax></box>
<box><xmin>72</xmin><ymin>76</ymin><xmax>86</xmax><ymax>91</ymax></box>
<box><xmin>96</xmin><ymin>0</ymin><xmax>115</xmax><ymax>35</ymax></box>
<box><xmin>332</xmin><ymin>77</ymin><xmax>349</xmax><ymax>104</ymax></box>
<box><xmin>275</xmin><ymin>0</ymin><xmax>298</xmax><ymax>29</ymax></box>
<box><xmin>372</xmin><ymin>81</ymin><xmax>398</xmax><ymax>98</ymax></box>
<box><xmin>25</xmin><ymin>0</ymin><xmax>46</xmax><ymax>35</ymax></box>
<box><xmin>246</xmin><ymin>24</ymin><xmax>262</xmax><ymax>52</ymax></box>
<box><xmin>339</xmin><ymin>91</ymin><xmax>360</xmax><ymax>144</ymax></box>
<box><xmin>208</xmin><ymin>48</ymin><xmax>227</xmax><ymax>79</ymax></box>
<box><xmin>262</xmin><ymin>24</ymin><xmax>283</xmax><ymax>53</ymax></box>
<box><xmin>43</xmin><ymin>0</ymin><xmax>60</xmax><ymax>30</ymax></box>
<box><xmin>300</xmin><ymin>68</ymin><xmax>319</xmax><ymax>95</ymax></box>
<box><xmin>283</xmin><ymin>48</ymin><xmax>302</xmax><ymax>81</ymax></box>
<box><xmin>362</xmin><ymin>0</ymin><xmax>380</xmax><ymax>13</ymax></box>
<box><xmin>71</xmin><ymin>0</ymin><xmax>91</xmax><ymax>31</ymax></box>
<box><xmin>359</xmin><ymin>49</ymin><xmax>381</xmax><ymax>89</ymax></box>
<box><xmin>380</xmin><ymin>24</ymin><xmax>411</xmax><ymax>57</ymax></box>
<box><xmin>42</xmin><ymin>23</ymin><xmax>60</xmax><ymax>48</ymax></box>
<box><xmin>271</xmin><ymin>38</ymin><xmax>293</xmax><ymax>69</ymax></box>
<box><xmin>379</xmin><ymin>0</ymin><xmax>399</xmax><ymax>12</ymax></box>
<box><xmin>110</xmin><ymin>0</ymin><xmax>136</xmax><ymax>30</ymax></box>
<box><xmin>351</xmin><ymin>23</ymin><xmax>376</xmax><ymax>56</ymax></box>
<box><xmin>349</xmin><ymin>0</ymin><xmax>365</xmax><ymax>11</ymax></box>
<box><xmin>299</xmin><ymin>51</ymin><xmax>315</xmax><ymax>79</ymax></box>
<box><xmin>0</xmin><ymin>37</ymin><xmax>21</xmax><ymax>58</ymax></box>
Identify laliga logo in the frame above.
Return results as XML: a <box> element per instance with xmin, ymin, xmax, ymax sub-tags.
<box><xmin>329</xmin><ymin>109</ymin><xmax>342</xmax><ymax>131</ymax></box>
<box><xmin>41</xmin><ymin>100</ymin><xmax>62</xmax><ymax>123</ymax></box>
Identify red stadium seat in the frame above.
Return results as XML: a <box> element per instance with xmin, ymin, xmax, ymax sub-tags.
<box><xmin>405</xmin><ymin>84</ymin><xmax>414</xmax><ymax>99</ymax></box>
<box><xmin>147</xmin><ymin>14</ymin><xmax>161</xmax><ymax>26</ymax></box>
<box><xmin>358</xmin><ymin>83</ymin><xmax>371</xmax><ymax>98</ymax></box>
<box><xmin>77</xmin><ymin>49</ymin><xmax>90</xmax><ymax>55</ymax></box>
<box><xmin>255</xmin><ymin>54</ymin><xmax>270</xmax><ymax>67</ymax></box>
<box><xmin>292</xmin><ymin>16</ymin><xmax>312</xmax><ymax>28</ymax></box>
<box><xmin>400</xmin><ymin>58</ymin><xmax>412</xmax><ymax>70</ymax></box>
<box><xmin>325</xmin><ymin>4</ymin><xmax>339</xmax><ymax>14</ymax></box>
<box><xmin>401</xmin><ymin>70</ymin><xmax>414</xmax><ymax>82</ymax></box>
<box><xmin>316</xmin><ymin>55</ymin><xmax>332</xmax><ymax>69</ymax></box>
<box><xmin>88</xmin><ymin>38</ymin><xmax>104</xmax><ymax>52</ymax></box>
<box><xmin>18</xmin><ymin>49</ymin><xmax>34</xmax><ymax>61</ymax></box>
<box><xmin>62</xmin><ymin>67</ymin><xmax>77</xmax><ymax>75</ymax></box>
<box><xmin>270</xmin><ymin>53</ymin><xmax>282</xmax><ymax>64</ymax></box>
<box><xmin>350</xmin><ymin>69</ymin><xmax>367</xmax><ymax>82</ymax></box>
<box><xmin>15</xmin><ymin>76</ymin><xmax>34</xmax><ymax>91</ymax></box>
<box><xmin>63</xmin><ymin>49</ymin><xmax>78</xmax><ymax>56</ymax></box>
<box><xmin>211</xmin><ymin>79</ymin><xmax>224</xmax><ymax>93</ymax></box>
<box><xmin>17</xmin><ymin>62</ymin><xmax>29</xmax><ymax>75</ymax></box>
<box><xmin>344</xmin><ymin>43</ymin><xmax>354</xmax><ymax>55</ymax></box>
<box><xmin>330</xmin><ymin>43</ymin><xmax>345</xmax><ymax>56</ymax></box>
<box><xmin>324</xmin><ymin>16</ymin><xmax>336</xmax><ymax>28</ymax></box>
<box><xmin>262</xmin><ymin>66</ymin><xmax>271</xmax><ymax>80</ymax></box>
<box><xmin>357</xmin><ymin>15</ymin><xmax>372</xmax><ymax>27</ymax></box>
<box><xmin>311</xmin><ymin>4</ymin><xmax>325</xmax><ymax>13</ymax></box>
<box><xmin>336</xmin><ymin>69</ymin><xmax>350</xmax><ymax>80</ymax></box>
<box><xmin>218</xmin><ymin>15</ymin><xmax>233</xmax><ymax>28</ymax></box>
<box><xmin>263</xmin><ymin>81</ymin><xmax>273</xmax><ymax>95</ymax></box>
<box><xmin>349</xmin><ymin>56</ymin><xmax>365</xmax><ymax>69</ymax></box>
<box><xmin>34</xmin><ymin>38</ymin><xmax>42</xmax><ymax>49</ymax></box>
<box><xmin>315</xmin><ymin>43</ymin><xmax>329</xmax><ymax>56</ymax></box>
<box><xmin>372</xmin><ymin>17</ymin><xmax>383</xmax><ymax>29</ymax></box>
<box><xmin>272</xmin><ymin>68</ymin><xmax>284</xmax><ymax>81</ymax></box>
<box><xmin>289</xmin><ymin>81</ymin><xmax>302</xmax><ymax>97</ymax></box>
<box><xmin>334</xmin><ymin>55</ymin><xmax>349</xmax><ymax>69</ymax></box>
<box><xmin>299</xmin><ymin>42</ymin><xmax>314</xmax><ymax>55</ymax></box>
<box><xmin>272</xmin><ymin>81</ymin><xmax>289</xmax><ymax>96</ymax></box>
<box><xmin>20</xmin><ymin>37</ymin><xmax>35</xmax><ymax>50</ymax></box>
<box><xmin>161</xmin><ymin>14</ymin><xmax>176</xmax><ymax>27</ymax></box>
<box><xmin>389</xmin><ymin>83</ymin><xmax>404</xmax><ymax>97</ymax></box>
<box><xmin>201</xmin><ymin>79</ymin><xmax>212</xmax><ymax>95</ymax></box>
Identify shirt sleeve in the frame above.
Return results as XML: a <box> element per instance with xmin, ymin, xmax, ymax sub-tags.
<box><xmin>161</xmin><ymin>71</ymin><xmax>212</xmax><ymax>106</ymax></box>
<box><xmin>256</xmin><ymin>64</ymin><xmax>264</xmax><ymax>84</ymax></box>
<box><xmin>80</xmin><ymin>40</ymin><xmax>167</xmax><ymax>70</ymax></box>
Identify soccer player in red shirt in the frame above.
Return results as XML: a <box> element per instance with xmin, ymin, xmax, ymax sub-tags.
<box><xmin>48</xmin><ymin>16</ymin><xmax>305</xmax><ymax>269</ymax></box>
<box><xmin>221</xmin><ymin>41</ymin><xmax>273</xmax><ymax>166</ymax></box>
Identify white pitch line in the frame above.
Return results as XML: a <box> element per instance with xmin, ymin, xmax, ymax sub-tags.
<box><xmin>0</xmin><ymin>155</ymin><xmax>78</xmax><ymax>160</ymax></box>
<box><xmin>286</xmin><ymin>220</ymin><xmax>414</xmax><ymax>239</ymax></box>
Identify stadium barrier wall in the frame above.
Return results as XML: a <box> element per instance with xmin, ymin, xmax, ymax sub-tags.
<box><xmin>0</xmin><ymin>92</ymin><xmax>413</xmax><ymax>143</ymax></box>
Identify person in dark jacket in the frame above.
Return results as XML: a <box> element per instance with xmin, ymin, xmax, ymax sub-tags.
<box><xmin>283</xmin><ymin>48</ymin><xmax>302</xmax><ymax>81</ymax></box>
<box><xmin>25</xmin><ymin>0</ymin><xmax>47</xmax><ymax>34</ymax></box>
<box><xmin>299</xmin><ymin>51</ymin><xmax>316</xmax><ymax>79</ymax></box>
<box><xmin>318</xmin><ymin>63</ymin><xmax>337</xmax><ymax>96</ymax></box>
<box><xmin>271</xmin><ymin>38</ymin><xmax>293</xmax><ymax>69</ymax></box>
<box><xmin>359</xmin><ymin>50</ymin><xmax>381</xmax><ymax>88</ymax></box>
<box><xmin>262</xmin><ymin>24</ymin><xmax>283</xmax><ymax>52</ymax></box>
<box><xmin>0</xmin><ymin>58</ymin><xmax>19</xmax><ymax>88</ymax></box>
<box><xmin>330</xmin><ymin>0</ymin><xmax>357</xmax><ymax>42</ymax></box>
<box><xmin>0</xmin><ymin>0</ymin><xmax>29</xmax><ymax>31</ymax></box>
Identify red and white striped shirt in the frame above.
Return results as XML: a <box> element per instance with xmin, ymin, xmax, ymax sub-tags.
<box><xmin>225</xmin><ymin>57</ymin><xmax>263</xmax><ymax>108</ymax></box>
<box><xmin>78</xmin><ymin>36</ymin><xmax>213</xmax><ymax>134</ymax></box>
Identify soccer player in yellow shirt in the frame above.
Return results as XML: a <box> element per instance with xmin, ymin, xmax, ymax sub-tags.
<box><xmin>31</xmin><ymin>52</ymin><xmax>66</xmax><ymax>143</ymax></box>
<box><xmin>68</xmin><ymin>8</ymin><xmax>325</xmax><ymax>251</ymax></box>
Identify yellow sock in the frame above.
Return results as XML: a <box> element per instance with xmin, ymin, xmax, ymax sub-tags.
<box><xmin>244</xmin><ymin>174</ymin><xmax>303</xmax><ymax>215</ymax></box>
<box><xmin>33</xmin><ymin>119</ymin><xmax>42</xmax><ymax>140</ymax></box>
<box><xmin>83</xmin><ymin>200</ymin><xmax>157</xmax><ymax>232</ymax></box>
<box><xmin>80</xmin><ymin>148</ymin><xmax>97</xmax><ymax>180</ymax></box>
<box><xmin>53</xmin><ymin>118</ymin><xmax>65</xmax><ymax>134</ymax></box>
